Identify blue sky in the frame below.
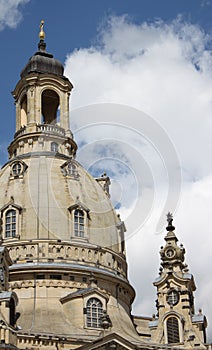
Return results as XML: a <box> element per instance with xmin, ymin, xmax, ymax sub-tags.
<box><xmin>1</xmin><ymin>0</ymin><xmax>212</xmax><ymax>341</ymax></box>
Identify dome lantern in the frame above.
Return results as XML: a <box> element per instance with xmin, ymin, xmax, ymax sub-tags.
<box><xmin>9</xmin><ymin>21</ymin><xmax>77</xmax><ymax>160</ymax></box>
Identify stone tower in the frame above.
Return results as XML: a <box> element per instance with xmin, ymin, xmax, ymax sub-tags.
<box><xmin>149</xmin><ymin>213</ymin><xmax>208</xmax><ymax>348</ymax></box>
<box><xmin>0</xmin><ymin>21</ymin><xmax>141</xmax><ymax>350</ymax></box>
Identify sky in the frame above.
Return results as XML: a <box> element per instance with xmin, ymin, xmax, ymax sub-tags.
<box><xmin>0</xmin><ymin>0</ymin><xmax>212</xmax><ymax>342</ymax></box>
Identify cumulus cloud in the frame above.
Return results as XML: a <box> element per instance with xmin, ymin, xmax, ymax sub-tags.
<box><xmin>65</xmin><ymin>16</ymin><xmax>212</xmax><ymax>340</ymax></box>
<box><xmin>0</xmin><ymin>0</ymin><xmax>30</xmax><ymax>30</ymax></box>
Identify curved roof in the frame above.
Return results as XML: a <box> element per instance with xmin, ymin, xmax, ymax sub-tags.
<box><xmin>0</xmin><ymin>154</ymin><xmax>120</xmax><ymax>251</ymax></box>
<box><xmin>20</xmin><ymin>41</ymin><xmax>64</xmax><ymax>78</ymax></box>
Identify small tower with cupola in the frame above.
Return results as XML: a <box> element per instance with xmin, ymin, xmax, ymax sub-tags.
<box><xmin>9</xmin><ymin>20</ymin><xmax>77</xmax><ymax>160</ymax></box>
<box><xmin>149</xmin><ymin>213</ymin><xmax>208</xmax><ymax>348</ymax></box>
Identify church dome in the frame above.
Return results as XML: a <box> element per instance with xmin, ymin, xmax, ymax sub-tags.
<box><xmin>0</xmin><ymin>22</ymin><xmax>137</xmax><ymax>346</ymax></box>
<box><xmin>0</xmin><ymin>155</ymin><xmax>122</xmax><ymax>253</ymax></box>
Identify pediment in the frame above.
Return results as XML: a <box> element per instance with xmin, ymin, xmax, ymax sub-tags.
<box><xmin>0</xmin><ymin>197</ymin><xmax>22</xmax><ymax>213</ymax></box>
<box><xmin>60</xmin><ymin>287</ymin><xmax>109</xmax><ymax>304</ymax></box>
<box><xmin>68</xmin><ymin>200</ymin><xmax>90</xmax><ymax>214</ymax></box>
<box><xmin>76</xmin><ymin>332</ymin><xmax>146</xmax><ymax>350</ymax></box>
<box><xmin>60</xmin><ymin>159</ymin><xmax>79</xmax><ymax>169</ymax></box>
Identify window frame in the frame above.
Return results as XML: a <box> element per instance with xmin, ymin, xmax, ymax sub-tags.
<box><xmin>5</xmin><ymin>209</ymin><xmax>17</xmax><ymax>238</ymax></box>
<box><xmin>74</xmin><ymin>209</ymin><xmax>85</xmax><ymax>238</ymax></box>
<box><xmin>60</xmin><ymin>161</ymin><xmax>79</xmax><ymax>179</ymax></box>
<box><xmin>68</xmin><ymin>204</ymin><xmax>90</xmax><ymax>240</ymax></box>
<box><xmin>164</xmin><ymin>314</ymin><xmax>184</xmax><ymax>344</ymax></box>
<box><xmin>167</xmin><ymin>289</ymin><xmax>179</xmax><ymax>306</ymax></box>
<box><xmin>51</xmin><ymin>142</ymin><xmax>59</xmax><ymax>153</ymax></box>
<box><xmin>10</xmin><ymin>160</ymin><xmax>27</xmax><ymax>179</ymax></box>
<box><xmin>1</xmin><ymin>203</ymin><xmax>22</xmax><ymax>240</ymax></box>
<box><xmin>67</xmin><ymin>162</ymin><xmax>78</xmax><ymax>177</ymax></box>
<box><xmin>85</xmin><ymin>297</ymin><xmax>104</xmax><ymax>329</ymax></box>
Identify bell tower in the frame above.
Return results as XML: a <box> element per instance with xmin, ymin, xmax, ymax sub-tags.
<box><xmin>8</xmin><ymin>20</ymin><xmax>77</xmax><ymax>160</ymax></box>
<box><xmin>149</xmin><ymin>213</ymin><xmax>208</xmax><ymax>348</ymax></box>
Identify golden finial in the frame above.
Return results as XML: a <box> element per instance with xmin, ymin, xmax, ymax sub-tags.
<box><xmin>39</xmin><ymin>20</ymin><xmax>45</xmax><ymax>41</ymax></box>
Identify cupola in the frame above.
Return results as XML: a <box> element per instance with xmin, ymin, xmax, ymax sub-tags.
<box><xmin>20</xmin><ymin>21</ymin><xmax>64</xmax><ymax>78</ymax></box>
<box><xmin>8</xmin><ymin>20</ymin><xmax>77</xmax><ymax>160</ymax></box>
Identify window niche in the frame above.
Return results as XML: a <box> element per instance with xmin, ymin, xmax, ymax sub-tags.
<box><xmin>41</xmin><ymin>89</ymin><xmax>60</xmax><ymax>125</ymax></box>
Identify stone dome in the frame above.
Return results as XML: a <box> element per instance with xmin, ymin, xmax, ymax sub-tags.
<box><xmin>0</xmin><ymin>155</ymin><xmax>121</xmax><ymax>251</ymax></box>
<box><xmin>20</xmin><ymin>41</ymin><xmax>64</xmax><ymax>78</ymax></box>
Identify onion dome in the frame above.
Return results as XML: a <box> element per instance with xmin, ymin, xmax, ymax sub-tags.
<box><xmin>20</xmin><ymin>20</ymin><xmax>64</xmax><ymax>78</ymax></box>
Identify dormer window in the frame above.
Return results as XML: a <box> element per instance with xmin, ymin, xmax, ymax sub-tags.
<box><xmin>10</xmin><ymin>160</ymin><xmax>27</xmax><ymax>179</ymax></box>
<box><xmin>68</xmin><ymin>202</ymin><xmax>90</xmax><ymax>240</ymax></box>
<box><xmin>74</xmin><ymin>209</ymin><xmax>84</xmax><ymax>237</ymax></box>
<box><xmin>5</xmin><ymin>210</ymin><xmax>16</xmax><ymax>238</ymax></box>
<box><xmin>61</xmin><ymin>161</ymin><xmax>79</xmax><ymax>179</ymax></box>
<box><xmin>12</xmin><ymin>163</ymin><xmax>22</xmax><ymax>176</ymax></box>
<box><xmin>67</xmin><ymin>163</ymin><xmax>77</xmax><ymax>177</ymax></box>
<box><xmin>86</xmin><ymin>298</ymin><xmax>103</xmax><ymax>328</ymax></box>
<box><xmin>0</xmin><ymin>200</ymin><xmax>22</xmax><ymax>240</ymax></box>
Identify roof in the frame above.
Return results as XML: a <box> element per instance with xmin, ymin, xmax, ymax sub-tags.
<box><xmin>20</xmin><ymin>41</ymin><xmax>64</xmax><ymax>78</ymax></box>
<box><xmin>60</xmin><ymin>287</ymin><xmax>109</xmax><ymax>304</ymax></box>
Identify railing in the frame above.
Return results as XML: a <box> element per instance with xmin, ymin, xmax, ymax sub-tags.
<box><xmin>6</xmin><ymin>241</ymin><xmax>127</xmax><ymax>278</ymax></box>
<box><xmin>14</xmin><ymin>126</ymin><xmax>26</xmax><ymax>139</ymax></box>
<box><xmin>37</xmin><ymin>124</ymin><xmax>66</xmax><ymax>136</ymax></box>
<box><xmin>14</xmin><ymin>123</ymin><xmax>66</xmax><ymax>139</ymax></box>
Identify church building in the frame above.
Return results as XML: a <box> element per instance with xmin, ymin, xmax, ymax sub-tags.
<box><xmin>0</xmin><ymin>22</ymin><xmax>210</xmax><ymax>350</ymax></box>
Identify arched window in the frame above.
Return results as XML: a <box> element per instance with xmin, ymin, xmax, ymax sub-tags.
<box><xmin>5</xmin><ymin>210</ymin><xmax>16</xmax><ymax>238</ymax></box>
<box><xmin>74</xmin><ymin>209</ymin><xmax>84</xmax><ymax>237</ymax></box>
<box><xmin>51</xmin><ymin>142</ymin><xmax>58</xmax><ymax>153</ymax></box>
<box><xmin>167</xmin><ymin>316</ymin><xmax>180</xmax><ymax>343</ymax></box>
<box><xmin>86</xmin><ymin>298</ymin><xmax>103</xmax><ymax>328</ymax></box>
<box><xmin>67</xmin><ymin>163</ymin><xmax>77</xmax><ymax>176</ymax></box>
<box><xmin>12</xmin><ymin>162</ymin><xmax>22</xmax><ymax>176</ymax></box>
<box><xmin>41</xmin><ymin>89</ymin><xmax>60</xmax><ymax>124</ymax></box>
<box><xmin>20</xmin><ymin>94</ymin><xmax>27</xmax><ymax>127</ymax></box>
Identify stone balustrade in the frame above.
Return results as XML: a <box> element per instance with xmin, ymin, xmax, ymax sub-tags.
<box><xmin>6</xmin><ymin>241</ymin><xmax>127</xmax><ymax>278</ymax></box>
<box><xmin>37</xmin><ymin>123</ymin><xmax>66</xmax><ymax>136</ymax></box>
<box><xmin>14</xmin><ymin>123</ymin><xmax>66</xmax><ymax>140</ymax></box>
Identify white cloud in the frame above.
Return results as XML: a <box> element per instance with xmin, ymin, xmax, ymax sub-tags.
<box><xmin>65</xmin><ymin>16</ymin><xmax>212</xmax><ymax>341</ymax></box>
<box><xmin>0</xmin><ymin>0</ymin><xmax>30</xmax><ymax>30</ymax></box>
